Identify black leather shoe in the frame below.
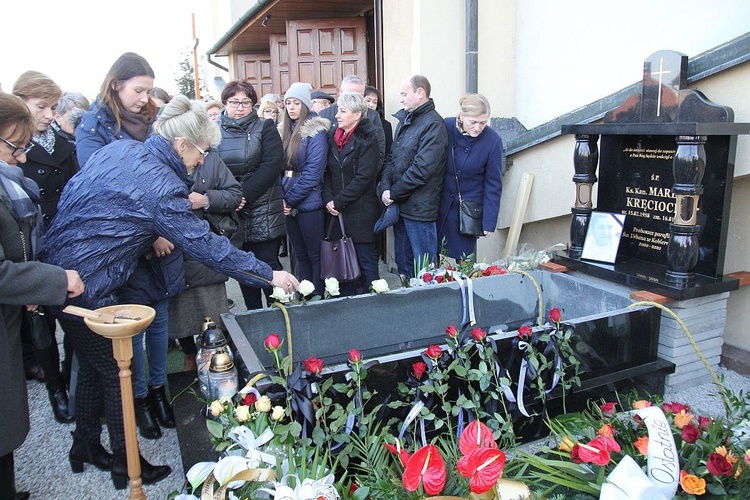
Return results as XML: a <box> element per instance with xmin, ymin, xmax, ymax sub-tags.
<box><xmin>25</xmin><ymin>364</ymin><xmax>45</xmax><ymax>382</ymax></box>
<box><xmin>14</xmin><ymin>492</ymin><xmax>30</xmax><ymax>500</ymax></box>
<box><xmin>149</xmin><ymin>385</ymin><xmax>176</xmax><ymax>428</ymax></box>
<box><xmin>48</xmin><ymin>387</ymin><xmax>74</xmax><ymax>423</ymax></box>
<box><xmin>69</xmin><ymin>436</ymin><xmax>114</xmax><ymax>472</ymax></box>
<box><xmin>111</xmin><ymin>452</ymin><xmax>171</xmax><ymax>490</ymax></box>
<box><xmin>134</xmin><ymin>397</ymin><xmax>161</xmax><ymax>439</ymax></box>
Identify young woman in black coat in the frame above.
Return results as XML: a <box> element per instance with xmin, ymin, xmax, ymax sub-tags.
<box><xmin>323</xmin><ymin>92</ymin><xmax>381</xmax><ymax>295</ymax></box>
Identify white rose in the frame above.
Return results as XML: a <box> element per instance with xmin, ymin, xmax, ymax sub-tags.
<box><xmin>298</xmin><ymin>279</ymin><xmax>316</xmax><ymax>297</ymax></box>
<box><xmin>209</xmin><ymin>400</ymin><xmax>225</xmax><ymax>417</ymax></box>
<box><xmin>255</xmin><ymin>395</ymin><xmax>272</xmax><ymax>413</ymax></box>
<box><xmin>234</xmin><ymin>404</ymin><xmax>251</xmax><ymax>423</ymax></box>
<box><xmin>271</xmin><ymin>287</ymin><xmax>291</xmax><ymax>303</ymax></box>
<box><xmin>370</xmin><ymin>279</ymin><xmax>390</xmax><ymax>294</ymax></box>
<box><xmin>271</xmin><ymin>405</ymin><xmax>285</xmax><ymax>421</ymax></box>
<box><xmin>324</xmin><ymin>277</ymin><xmax>340</xmax><ymax>297</ymax></box>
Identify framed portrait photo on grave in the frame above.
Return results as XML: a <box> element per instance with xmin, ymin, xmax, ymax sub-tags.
<box><xmin>581</xmin><ymin>212</ymin><xmax>626</xmax><ymax>264</ymax></box>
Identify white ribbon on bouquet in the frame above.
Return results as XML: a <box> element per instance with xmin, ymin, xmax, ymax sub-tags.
<box><xmin>600</xmin><ymin>406</ymin><xmax>679</xmax><ymax>500</ymax></box>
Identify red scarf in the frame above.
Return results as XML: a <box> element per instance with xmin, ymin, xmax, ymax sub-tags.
<box><xmin>334</xmin><ymin>123</ymin><xmax>358</xmax><ymax>151</ymax></box>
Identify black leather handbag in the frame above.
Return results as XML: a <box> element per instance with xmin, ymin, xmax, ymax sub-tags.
<box><xmin>453</xmin><ymin>147</ymin><xmax>484</xmax><ymax>237</ymax></box>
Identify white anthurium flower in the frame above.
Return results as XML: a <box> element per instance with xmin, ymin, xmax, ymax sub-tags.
<box><xmin>228</xmin><ymin>426</ymin><xmax>277</xmax><ymax>466</ymax></box>
<box><xmin>298</xmin><ymin>279</ymin><xmax>315</xmax><ymax>297</ymax></box>
<box><xmin>186</xmin><ymin>461</ymin><xmax>218</xmax><ymax>490</ymax></box>
<box><xmin>213</xmin><ymin>455</ymin><xmax>252</xmax><ymax>488</ymax></box>
<box><xmin>271</xmin><ymin>287</ymin><xmax>291</xmax><ymax>303</ymax></box>
<box><xmin>370</xmin><ymin>278</ymin><xmax>390</xmax><ymax>293</ymax></box>
<box><xmin>324</xmin><ymin>277</ymin><xmax>340</xmax><ymax>296</ymax></box>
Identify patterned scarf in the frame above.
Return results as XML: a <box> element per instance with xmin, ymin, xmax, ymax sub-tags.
<box><xmin>0</xmin><ymin>161</ymin><xmax>43</xmax><ymax>258</ymax></box>
<box><xmin>455</xmin><ymin>117</ymin><xmax>472</xmax><ymax>137</ymax></box>
<box><xmin>33</xmin><ymin>127</ymin><xmax>56</xmax><ymax>154</ymax></box>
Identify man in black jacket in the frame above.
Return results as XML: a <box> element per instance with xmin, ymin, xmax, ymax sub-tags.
<box><xmin>378</xmin><ymin>75</ymin><xmax>447</xmax><ymax>279</ymax></box>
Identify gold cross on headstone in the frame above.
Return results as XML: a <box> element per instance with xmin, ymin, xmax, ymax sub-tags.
<box><xmin>650</xmin><ymin>57</ymin><xmax>672</xmax><ymax>117</ymax></box>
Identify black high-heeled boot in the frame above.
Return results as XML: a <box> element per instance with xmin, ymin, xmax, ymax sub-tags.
<box><xmin>111</xmin><ymin>452</ymin><xmax>171</xmax><ymax>490</ymax></box>
<box><xmin>69</xmin><ymin>435</ymin><xmax>114</xmax><ymax>472</ymax></box>
<box><xmin>149</xmin><ymin>385</ymin><xmax>176</xmax><ymax>428</ymax></box>
<box><xmin>134</xmin><ymin>397</ymin><xmax>161</xmax><ymax>439</ymax></box>
<box><xmin>47</xmin><ymin>378</ymin><xmax>74</xmax><ymax>424</ymax></box>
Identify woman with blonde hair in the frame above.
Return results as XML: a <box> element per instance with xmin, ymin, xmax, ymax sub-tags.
<box><xmin>258</xmin><ymin>98</ymin><xmax>281</xmax><ymax>124</ymax></box>
<box><xmin>437</xmin><ymin>93</ymin><xmax>504</xmax><ymax>260</ymax></box>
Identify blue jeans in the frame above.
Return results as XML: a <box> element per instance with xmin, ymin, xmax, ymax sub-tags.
<box><xmin>393</xmin><ymin>217</ymin><xmax>438</xmax><ymax>279</ymax></box>
<box><xmin>132</xmin><ymin>298</ymin><xmax>169</xmax><ymax>398</ymax></box>
<box><xmin>286</xmin><ymin>209</ymin><xmax>325</xmax><ymax>296</ymax></box>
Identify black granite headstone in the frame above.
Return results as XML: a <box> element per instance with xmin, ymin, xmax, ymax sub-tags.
<box><xmin>558</xmin><ymin>50</ymin><xmax>749</xmax><ymax>299</ymax></box>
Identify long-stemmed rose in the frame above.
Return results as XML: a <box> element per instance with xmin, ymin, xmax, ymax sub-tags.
<box><xmin>304</xmin><ymin>356</ymin><xmax>324</xmax><ymax>375</ymax></box>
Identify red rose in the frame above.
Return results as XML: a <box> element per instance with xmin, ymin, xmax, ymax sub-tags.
<box><xmin>303</xmin><ymin>356</ymin><xmax>324</xmax><ymax>374</ymax></box>
<box><xmin>348</xmin><ymin>349</ymin><xmax>362</xmax><ymax>364</ymax></box>
<box><xmin>471</xmin><ymin>327</ymin><xmax>487</xmax><ymax>342</ymax></box>
<box><xmin>681</xmin><ymin>424</ymin><xmax>701</xmax><ymax>444</ymax></box>
<box><xmin>600</xmin><ymin>402</ymin><xmax>617</xmax><ymax>417</ymax></box>
<box><xmin>698</xmin><ymin>416</ymin><xmax>711</xmax><ymax>430</ymax></box>
<box><xmin>549</xmin><ymin>307</ymin><xmax>562</xmax><ymax>323</ymax></box>
<box><xmin>422</xmin><ymin>272</ymin><xmax>433</xmax><ymax>283</ymax></box>
<box><xmin>706</xmin><ymin>452</ymin><xmax>733</xmax><ymax>476</ymax></box>
<box><xmin>445</xmin><ymin>324</ymin><xmax>459</xmax><ymax>339</ymax></box>
<box><xmin>662</xmin><ymin>401</ymin><xmax>689</xmax><ymax>414</ymax></box>
<box><xmin>517</xmin><ymin>325</ymin><xmax>532</xmax><ymax>340</ymax></box>
<box><xmin>264</xmin><ymin>333</ymin><xmax>281</xmax><ymax>351</ymax></box>
<box><xmin>425</xmin><ymin>345</ymin><xmax>442</xmax><ymax>360</ymax></box>
<box><xmin>435</xmin><ymin>275</ymin><xmax>444</xmax><ymax>283</ymax></box>
<box><xmin>242</xmin><ymin>392</ymin><xmax>258</xmax><ymax>406</ymax></box>
<box><xmin>412</xmin><ymin>361</ymin><xmax>427</xmax><ymax>380</ymax></box>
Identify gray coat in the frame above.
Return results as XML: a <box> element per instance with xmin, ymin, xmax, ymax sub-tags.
<box><xmin>0</xmin><ymin>181</ymin><xmax>68</xmax><ymax>456</ymax></box>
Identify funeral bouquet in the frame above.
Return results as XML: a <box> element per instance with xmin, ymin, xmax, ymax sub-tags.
<box><xmin>513</xmin><ymin>385</ymin><xmax>750</xmax><ymax>498</ymax></box>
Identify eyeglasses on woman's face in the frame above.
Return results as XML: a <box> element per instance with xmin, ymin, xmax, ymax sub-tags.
<box><xmin>227</xmin><ymin>99</ymin><xmax>253</xmax><ymax>108</ymax></box>
<box><xmin>0</xmin><ymin>136</ymin><xmax>34</xmax><ymax>158</ymax></box>
<box><xmin>191</xmin><ymin>142</ymin><xmax>209</xmax><ymax>158</ymax></box>
<box><xmin>263</xmin><ymin>109</ymin><xmax>279</xmax><ymax>116</ymax></box>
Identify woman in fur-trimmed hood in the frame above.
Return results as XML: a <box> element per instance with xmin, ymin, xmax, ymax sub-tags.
<box><xmin>279</xmin><ymin>82</ymin><xmax>331</xmax><ymax>296</ymax></box>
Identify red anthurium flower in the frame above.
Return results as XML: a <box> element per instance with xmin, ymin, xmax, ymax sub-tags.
<box><xmin>348</xmin><ymin>349</ymin><xmax>362</xmax><ymax>364</ymax></box>
<box><xmin>384</xmin><ymin>439</ymin><xmax>411</xmax><ymax>467</ymax></box>
<box><xmin>457</xmin><ymin>447</ymin><xmax>506</xmax><ymax>494</ymax></box>
<box><xmin>681</xmin><ymin>423</ymin><xmax>701</xmax><ymax>444</ymax></box>
<box><xmin>424</xmin><ymin>345</ymin><xmax>442</xmax><ymax>360</ymax></box>
<box><xmin>422</xmin><ymin>272</ymin><xmax>433</xmax><ymax>283</ymax></box>
<box><xmin>412</xmin><ymin>361</ymin><xmax>427</xmax><ymax>380</ymax></box>
<box><xmin>471</xmin><ymin>327</ymin><xmax>487</xmax><ymax>342</ymax></box>
<box><xmin>517</xmin><ymin>325</ymin><xmax>532</xmax><ymax>340</ymax></box>
<box><xmin>242</xmin><ymin>392</ymin><xmax>258</xmax><ymax>406</ymax></box>
<box><xmin>264</xmin><ymin>333</ymin><xmax>281</xmax><ymax>351</ymax></box>
<box><xmin>706</xmin><ymin>452</ymin><xmax>733</xmax><ymax>476</ymax></box>
<box><xmin>303</xmin><ymin>356</ymin><xmax>324</xmax><ymax>374</ymax></box>
<box><xmin>445</xmin><ymin>324</ymin><xmax>459</xmax><ymax>339</ymax></box>
<box><xmin>549</xmin><ymin>307</ymin><xmax>562</xmax><ymax>323</ymax></box>
<box><xmin>600</xmin><ymin>402</ymin><xmax>617</xmax><ymax>417</ymax></box>
<box><xmin>459</xmin><ymin>420</ymin><xmax>498</xmax><ymax>456</ymax></box>
<box><xmin>576</xmin><ymin>436</ymin><xmax>621</xmax><ymax>466</ymax></box>
<box><xmin>402</xmin><ymin>444</ymin><xmax>447</xmax><ymax>496</ymax></box>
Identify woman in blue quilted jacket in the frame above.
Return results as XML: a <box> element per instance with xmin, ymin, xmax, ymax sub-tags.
<box><xmin>279</xmin><ymin>82</ymin><xmax>330</xmax><ymax>296</ymax></box>
<box><xmin>41</xmin><ymin>96</ymin><xmax>299</xmax><ymax>489</ymax></box>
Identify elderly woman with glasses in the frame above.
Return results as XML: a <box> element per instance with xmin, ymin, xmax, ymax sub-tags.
<box><xmin>41</xmin><ymin>95</ymin><xmax>299</xmax><ymax>490</ymax></box>
<box><xmin>216</xmin><ymin>80</ymin><xmax>286</xmax><ymax>311</ymax></box>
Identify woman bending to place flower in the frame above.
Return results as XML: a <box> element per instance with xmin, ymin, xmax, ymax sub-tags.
<box><xmin>437</xmin><ymin>94</ymin><xmax>503</xmax><ymax>260</ymax></box>
<box><xmin>41</xmin><ymin>96</ymin><xmax>298</xmax><ymax>490</ymax></box>
<box><xmin>279</xmin><ymin>82</ymin><xmax>330</xmax><ymax>296</ymax></box>
<box><xmin>323</xmin><ymin>92</ymin><xmax>381</xmax><ymax>295</ymax></box>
